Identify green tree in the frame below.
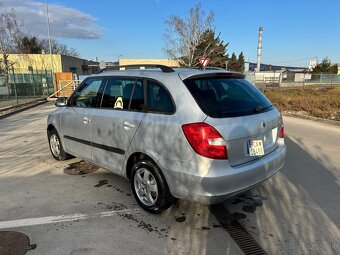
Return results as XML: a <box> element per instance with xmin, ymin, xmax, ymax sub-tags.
<box><xmin>227</xmin><ymin>53</ymin><xmax>238</xmax><ymax>71</ymax></box>
<box><xmin>330</xmin><ymin>64</ymin><xmax>338</xmax><ymax>74</ymax></box>
<box><xmin>16</xmin><ymin>36</ymin><xmax>43</xmax><ymax>54</ymax></box>
<box><xmin>195</xmin><ymin>29</ymin><xmax>229</xmax><ymax>68</ymax></box>
<box><xmin>16</xmin><ymin>35</ymin><xmax>80</xmax><ymax>57</ymax></box>
<box><xmin>237</xmin><ymin>52</ymin><xmax>245</xmax><ymax>73</ymax></box>
<box><xmin>312</xmin><ymin>57</ymin><xmax>338</xmax><ymax>74</ymax></box>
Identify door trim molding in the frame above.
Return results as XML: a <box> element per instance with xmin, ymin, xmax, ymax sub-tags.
<box><xmin>64</xmin><ymin>135</ymin><xmax>125</xmax><ymax>155</ymax></box>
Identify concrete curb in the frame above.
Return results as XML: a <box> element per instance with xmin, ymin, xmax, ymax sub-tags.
<box><xmin>283</xmin><ymin>112</ymin><xmax>340</xmax><ymax>127</ymax></box>
<box><xmin>0</xmin><ymin>99</ymin><xmax>48</xmax><ymax>120</ymax></box>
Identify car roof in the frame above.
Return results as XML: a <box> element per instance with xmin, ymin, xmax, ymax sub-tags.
<box><xmin>89</xmin><ymin>68</ymin><xmax>243</xmax><ymax>81</ymax></box>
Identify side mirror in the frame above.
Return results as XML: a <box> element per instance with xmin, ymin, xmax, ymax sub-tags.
<box><xmin>55</xmin><ymin>97</ymin><xmax>68</xmax><ymax>107</ymax></box>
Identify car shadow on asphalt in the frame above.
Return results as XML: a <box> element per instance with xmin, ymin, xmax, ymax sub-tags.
<box><xmin>282</xmin><ymin>137</ymin><xmax>339</xmax><ymax>229</ymax></box>
<box><xmin>222</xmin><ymin>136</ymin><xmax>340</xmax><ymax>255</ymax></box>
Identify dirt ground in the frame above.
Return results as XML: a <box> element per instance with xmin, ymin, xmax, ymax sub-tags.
<box><xmin>265</xmin><ymin>87</ymin><xmax>340</xmax><ymax>121</ymax></box>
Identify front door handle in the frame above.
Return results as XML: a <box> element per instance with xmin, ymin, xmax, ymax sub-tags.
<box><xmin>83</xmin><ymin>117</ymin><xmax>91</xmax><ymax>124</ymax></box>
<box><xmin>123</xmin><ymin>121</ymin><xmax>135</xmax><ymax>129</ymax></box>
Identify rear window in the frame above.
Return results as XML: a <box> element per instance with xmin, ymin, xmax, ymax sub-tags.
<box><xmin>183</xmin><ymin>77</ymin><xmax>273</xmax><ymax>118</ymax></box>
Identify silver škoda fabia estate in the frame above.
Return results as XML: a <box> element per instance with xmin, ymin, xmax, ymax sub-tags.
<box><xmin>47</xmin><ymin>65</ymin><xmax>286</xmax><ymax>213</ymax></box>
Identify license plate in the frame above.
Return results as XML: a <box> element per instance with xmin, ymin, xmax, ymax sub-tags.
<box><xmin>248</xmin><ymin>140</ymin><xmax>264</xmax><ymax>156</ymax></box>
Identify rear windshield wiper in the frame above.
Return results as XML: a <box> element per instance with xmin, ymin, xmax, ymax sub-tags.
<box><xmin>253</xmin><ymin>104</ymin><xmax>273</xmax><ymax>113</ymax></box>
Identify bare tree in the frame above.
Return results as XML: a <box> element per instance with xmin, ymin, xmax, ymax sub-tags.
<box><xmin>40</xmin><ymin>38</ymin><xmax>79</xmax><ymax>57</ymax></box>
<box><xmin>0</xmin><ymin>4</ymin><xmax>24</xmax><ymax>84</ymax></box>
<box><xmin>163</xmin><ymin>3</ymin><xmax>215</xmax><ymax>67</ymax></box>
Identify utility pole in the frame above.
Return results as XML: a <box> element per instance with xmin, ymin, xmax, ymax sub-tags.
<box><xmin>45</xmin><ymin>0</ymin><xmax>55</xmax><ymax>87</ymax></box>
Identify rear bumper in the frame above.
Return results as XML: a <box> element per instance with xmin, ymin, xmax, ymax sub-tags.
<box><xmin>161</xmin><ymin>143</ymin><xmax>286</xmax><ymax>204</ymax></box>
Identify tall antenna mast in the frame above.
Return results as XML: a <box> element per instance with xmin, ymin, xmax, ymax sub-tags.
<box><xmin>45</xmin><ymin>0</ymin><xmax>55</xmax><ymax>83</ymax></box>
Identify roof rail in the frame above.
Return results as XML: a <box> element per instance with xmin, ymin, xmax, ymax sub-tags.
<box><xmin>95</xmin><ymin>64</ymin><xmax>175</xmax><ymax>74</ymax></box>
<box><xmin>181</xmin><ymin>66</ymin><xmax>226</xmax><ymax>71</ymax></box>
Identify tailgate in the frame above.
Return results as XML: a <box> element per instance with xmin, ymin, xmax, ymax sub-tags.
<box><xmin>205</xmin><ymin>109</ymin><xmax>282</xmax><ymax>166</ymax></box>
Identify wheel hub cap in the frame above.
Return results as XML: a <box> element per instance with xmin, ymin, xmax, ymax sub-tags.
<box><xmin>50</xmin><ymin>134</ymin><xmax>60</xmax><ymax>157</ymax></box>
<box><xmin>134</xmin><ymin>168</ymin><xmax>158</xmax><ymax>207</ymax></box>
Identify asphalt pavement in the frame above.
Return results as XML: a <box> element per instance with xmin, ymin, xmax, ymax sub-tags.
<box><xmin>0</xmin><ymin>103</ymin><xmax>339</xmax><ymax>255</ymax></box>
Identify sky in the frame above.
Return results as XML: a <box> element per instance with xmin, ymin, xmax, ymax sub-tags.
<box><xmin>2</xmin><ymin>0</ymin><xmax>340</xmax><ymax>67</ymax></box>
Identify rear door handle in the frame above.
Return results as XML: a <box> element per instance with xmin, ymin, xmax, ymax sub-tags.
<box><xmin>83</xmin><ymin>117</ymin><xmax>91</xmax><ymax>124</ymax></box>
<box><xmin>123</xmin><ymin>121</ymin><xmax>135</xmax><ymax>129</ymax></box>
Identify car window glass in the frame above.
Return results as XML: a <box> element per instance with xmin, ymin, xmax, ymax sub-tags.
<box><xmin>70</xmin><ymin>78</ymin><xmax>104</xmax><ymax>108</ymax></box>
<box><xmin>101</xmin><ymin>78</ymin><xmax>136</xmax><ymax>110</ymax></box>
<box><xmin>184</xmin><ymin>78</ymin><xmax>272</xmax><ymax>118</ymax></box>
<box><xmin>147</xmin><ymin>80</ymin><xmax>174</xmax><ymax>113</ymax></box>
<box><xmin>129</xmin><ymin>79</ymin><xmax>145</xmax><ymax>111</ymax></box>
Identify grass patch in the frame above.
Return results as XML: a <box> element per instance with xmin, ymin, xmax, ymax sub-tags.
<box><xmin>265</xmin><ymin>88</ymin><xmax>340</xmax><ymax>121</ymax></box>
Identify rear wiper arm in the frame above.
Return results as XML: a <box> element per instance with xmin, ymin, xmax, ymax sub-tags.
<box><xmin>254</xmin><ymin>104</ymin><xmax>273</xmax><ymax>113</ymax></box>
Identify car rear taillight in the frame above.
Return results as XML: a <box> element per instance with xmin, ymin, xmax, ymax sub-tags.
<box><xmin>182</xmin><ymin>122</ymin><xmax>227</xmax><ymax>159</ymax></box>
<box><xmin>279</xmin><ymin>126</ymin><xmax>284</xmax><ymax>138</ymax></box>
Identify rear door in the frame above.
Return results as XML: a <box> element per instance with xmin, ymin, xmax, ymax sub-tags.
<box><xmin>61</xmin><ymin>77</ymin><xmax>105</xmax><ymax>161</ymax></box>
<box><xmin>91</xmin><ymin>77</ymin><xmax>145</xmax><ymax>172</ymax></box>
<box><xmin>183</xmin><ymin>75</ymin><xmax>282</xmax><ymax>166</ymax></box>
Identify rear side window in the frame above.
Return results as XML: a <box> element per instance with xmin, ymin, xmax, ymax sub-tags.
<box><xmin>100</xmin><ymin>78</ymin><xmax>145</xmax><ymax>111</ymax></box>
<box><xmin>184</xmin><ymin>77</ymin><xmax>273</xmax><ymax>118</ymax></box>
<box><xmin>147</xmin><ymin>80</ymin><xmax>174</xmax><ymax>114</ymax></box>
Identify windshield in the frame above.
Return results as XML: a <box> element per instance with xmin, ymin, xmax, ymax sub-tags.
<box><xmin>183</xmin><ymin>77</ymin><xmax>273</xmax><ymax>118</ymax></box>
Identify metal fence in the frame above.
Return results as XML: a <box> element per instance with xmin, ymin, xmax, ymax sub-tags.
<box><xmin>245</xmin><ymin>72</ymin><xmax>340</xmax><ymax>88</ymax></box>
<box><xmin>0</xmin><ymin>68</ymin><xmax>54</xmax><ymax>110</ymax></box>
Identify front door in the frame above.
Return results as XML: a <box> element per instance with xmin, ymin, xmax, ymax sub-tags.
<box><xmin>61</xmin><ymin>77</ymin><xmax>105</xmax><ymax>161</ymax></box>
<box><xmin>91</xmin><ymin>78</ymin><xmax>145</xmax><ymax>172</ymax></box>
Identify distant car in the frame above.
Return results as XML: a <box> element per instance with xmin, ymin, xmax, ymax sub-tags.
<box><xmin>47</xmin><ymin>65</ymin><xmax>286</xmax><ymax>213</ymax></box>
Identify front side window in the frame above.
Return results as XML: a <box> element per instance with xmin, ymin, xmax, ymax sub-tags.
<box><xmin>147</xmin><ymin>80</ymin><xmax>174</xmax><ymax>113</ymax></box>
<box><xmin>101</xmin><ymin>78</ymin><xmax>145</xmax><ymax>111</ymax></box>
<box><xmin>69</xmin><ymin>78</ymin><xmax>104</xmax><ymax>108</ymax></box>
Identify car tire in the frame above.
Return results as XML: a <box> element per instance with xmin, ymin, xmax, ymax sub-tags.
<box><xmin>48</xmin><ymin>129</ymin><xmax>72</xmax><ymax>161</ymax></box>
<box><xmin>131</xmin><ymin>159</ymin><xmax>174</xmax><ymax>214</ymax></box>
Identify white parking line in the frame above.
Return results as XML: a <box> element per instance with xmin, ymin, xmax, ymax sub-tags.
<box><xmin>0</xmin><ymin>209</ymin><xmax>139</xmax><ymax>229</ymax></box>
<box><xmin>0</xmin><ymin>154</ymin><xmax>50</xmax><ymax>158</ymax></box>
<box><xmin>0</xmin><ymin>131</ymin><xmax>44</xmax><ymax>134</ymax></box>
<box><xmin>0</xmin><ymin>117</ymin><xmax>43</xmax><ymax>122</ymax></box>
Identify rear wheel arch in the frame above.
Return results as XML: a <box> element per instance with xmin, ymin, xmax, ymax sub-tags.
<box><xmin>125</xmin><ymin>152</ymin><xmax>170</xmax><ymax>186</ymax></box>
<box><xmin>126</xmin><ymin>152</ymin><xmax>155</xmax><ymax>180</ymax></box>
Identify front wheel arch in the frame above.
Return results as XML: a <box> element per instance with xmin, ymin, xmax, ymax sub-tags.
<box><xmin>47</xmin><ymin>124</ymin><xmax>56</xmax><ymax>135</ymax></box>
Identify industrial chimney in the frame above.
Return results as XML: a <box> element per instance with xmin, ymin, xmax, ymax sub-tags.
<box><xmin>256</xmin><ymin>27</ymin><xmax>263</xmax><ymax>72</ymax></box>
